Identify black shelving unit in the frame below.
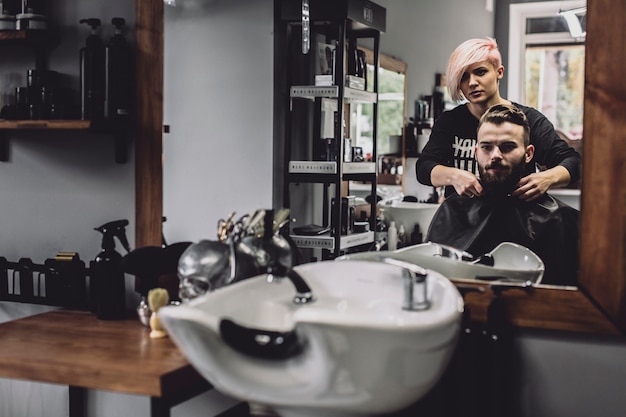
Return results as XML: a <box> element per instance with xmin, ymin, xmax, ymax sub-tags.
<box><xmin>277</xmin><ymin>0</ymin><xmax>386</xmax><ymax>260</ymax></box>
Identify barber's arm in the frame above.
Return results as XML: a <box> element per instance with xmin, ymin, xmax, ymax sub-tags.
<box><xmin>431</xmin><ymin>165</ymin><xmax>483</xmax><ymax>198</ymax></box>
<box><xmin>517</xmin><ymin>108</ymin><xmax>582</xmax><ymax>201</ymax></box>
<box><xmin>512</xmin><ymin>165</ymin><xmax>571</xmax><ymax>202</ymax></box>
<box><xmin>416</xmin><ymin>113</ymin><xmax>484</xmax><ymax>197</ymax></box>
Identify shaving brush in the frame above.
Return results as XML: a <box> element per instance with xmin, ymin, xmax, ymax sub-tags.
<box><xmin>148</xmin><ymin>288</ymin><xmax>170</xmax><ymax>338</ymax></box>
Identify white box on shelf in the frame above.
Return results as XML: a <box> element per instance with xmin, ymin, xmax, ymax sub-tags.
<box><xmin>341</xmin><ymin>231</ymin><xmax>375</xmax><ymax>248</ymax></box>
<box><xmin>344</xmin><ymin>88</ymin><xmax>377</xmax><ymax>103</ymax></box>
<box><xmin>345</xmin><ymin>75</ymin><xmax>365</xmax><ymax>90</ymax></box>
<box><xmin>315</xmin><ymin>74</ymin><xmax>334</xmax><ymax>86</ymax></box>
<box><xmin>342</xmin><ymin>162</ymin><xmax>376</xmax><ymax>174</ymax></box>
<box><xmin>320</xmin><ymin>98</ymin><xmax>338</xmax><ymax>138</ymax></box>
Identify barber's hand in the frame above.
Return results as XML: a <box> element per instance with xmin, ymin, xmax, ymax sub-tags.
<box><xmin>452</xmin><ymin>169</ymin><xmax>483</xmax><ymax>199</ymax></box>
<box><xmin>512</xmin><ymin>172</ymin><xmax>552</xmax><ymax>202</ymax></box>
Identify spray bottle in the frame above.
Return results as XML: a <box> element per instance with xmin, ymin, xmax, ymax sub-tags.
<box><xmin>90</xmin><ymin>219</ymin><xmax>131</xmax><ymax>320</ymax></box>
<box><xmin>104</xmin><ymin>17</ymin><xmax>132</xmax><ymax>124</ymax></box>
<box><xmin>79</xmin><ymin>17</ymin><xmax>105</xmax><ymax>122</ymax></box>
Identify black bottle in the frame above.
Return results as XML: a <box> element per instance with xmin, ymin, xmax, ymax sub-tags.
<box><xmin>90</xmin><ymin>219</ymin><xmax>131</xmax><ymax>320</ymax></box>
<box><xmin>104</xmin><ymin>17</ymin><xmax>132</xmax><ymax>124</ymax></box>
<box><xmin>79</xmin><ymin>18</ymin><xmax>106</xmax><ymax>122</ymax></box>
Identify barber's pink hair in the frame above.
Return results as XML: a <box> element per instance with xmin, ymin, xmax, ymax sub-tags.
<box><xmin>446</xmin><ymin>37</ymin><xmax>502</xmax><ymax>102</ymax></box>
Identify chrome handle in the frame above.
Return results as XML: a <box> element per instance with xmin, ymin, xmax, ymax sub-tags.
<box><xmin>377</xmin><ymin>257</ymin><xmax>430</xmax><ymax>311</ymax></box>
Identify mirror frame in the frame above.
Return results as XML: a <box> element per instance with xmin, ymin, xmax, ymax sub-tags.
<box><xmin>135</xmin><ymin>0</ymin><xmax>164</xmax><ymax>250</ymax></box>
<box><xmin>135</xmin><ymin>0</ymin><xmax>625</xmax><ymax>335</ymax></box>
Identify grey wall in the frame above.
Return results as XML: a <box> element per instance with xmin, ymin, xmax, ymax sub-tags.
<box><xmin>511</xmin><ymin>329</ymin><xmax>626</xmax><ymax>417</ymax></box>
<box><xmin>162</xmin><ymin>0</ymin><xmax>274</xmax><ymax>244</ymax></box>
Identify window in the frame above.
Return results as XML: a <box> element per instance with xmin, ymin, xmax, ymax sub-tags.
<box><xmin>508</xmin><ymin>1</ymin><xmax>585</xmax><ymax>139</ymax></box>
<box><xmin>356</xmin><ymin>65</ymin><xmax>405</xmax><ymax>156</ymax></box>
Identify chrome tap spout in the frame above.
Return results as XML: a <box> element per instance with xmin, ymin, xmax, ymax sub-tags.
<box><xmin>377</xmin><ymin>257</ymin><xmax>431</xmax><ymax>311</ymax></box>
<box><xmin>266</xmin><ymin>264</ymin><xmax>315</xmax><ymax>305</ymax></box>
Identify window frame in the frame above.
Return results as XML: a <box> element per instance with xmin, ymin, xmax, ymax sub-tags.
<box><xmin>507</xmin><ymin>0</ymin><xmax>586</xmax><ymax>104</ymax></box>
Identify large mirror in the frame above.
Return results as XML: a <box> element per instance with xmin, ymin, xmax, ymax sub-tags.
<box><xmin>136</xmin><ymin>0</ymin><xmax>626</xmax><ymax>334</ymax></box>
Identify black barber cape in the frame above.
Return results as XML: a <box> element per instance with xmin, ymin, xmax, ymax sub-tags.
<box><xmin>426</xmin><ymin>193</ymin><xmax>579</xmax><ymax>286</ymax></box>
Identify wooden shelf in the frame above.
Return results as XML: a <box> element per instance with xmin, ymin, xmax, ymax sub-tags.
<box><xmin>0</xmin><ymin>120</ymin><xmax>91</xmax><ymax>129</ymax></box>
<box><xmin>0</xmin><ymin>119</ymin><xmax>128</xmax><ymax>163</ymax></box>
<box><xmin>0</xmin><ymin>29</ymin><xmax>57</xmax><ymax>46</ymax></box>
<box><xmin>0</xmin><ymin>30</ymin><xmax>33</xmax><ymax>41</ymax></box>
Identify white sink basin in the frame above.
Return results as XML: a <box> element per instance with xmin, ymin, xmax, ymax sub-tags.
<box><xmin>159</xmin><ymin>259</ymin><xmax>463</xmax><ymax>417</ymax></box>
<box><xmin>378</xmin><ymin>201</ymin><xmax>440</xmax><ymax>237</ymax></box>
<box><xmin>344</xmin><ymin>242</ymin><xmax>545</xmax><ymax>285</ymax></box>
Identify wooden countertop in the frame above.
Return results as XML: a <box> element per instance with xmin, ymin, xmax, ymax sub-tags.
<box><xmin>0</xmin><ymin>309</ymin><xmax>210</xmax><ymax>397</ymax></box>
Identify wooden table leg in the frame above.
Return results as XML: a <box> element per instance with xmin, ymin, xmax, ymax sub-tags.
<box><xmin>69</xmin><ymin>386</ymin><xmax>86</xmax><ymax>417</ymax></box>
<box><xmin>150</xmin><ymin>396</ymin><xmax>170</xmax><ymax>417</ymax></box>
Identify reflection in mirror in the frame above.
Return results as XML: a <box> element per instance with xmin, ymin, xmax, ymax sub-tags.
<box><xmin>354</xmin><ymin>12</ymin><xmax>584</xmax><ymax>289</ymax></box>
<box><xmin>147</xmin><ymin>0</ymin><xmax>619</xmax><ymax>333</ymax></box>
<box><xmin>352</xmin><ymin>49</ymin><xmax>407</xmax><ymax>194</ymax></box>
<box><xmin>354</xmin><ymin>50</ymin><xmax>406</xmax><ymax>157</ymax></box>
<box><xmin>524</xmin><ymin>44</ymin><xmax>585</xmax><ymax>141</ymax></box>
<box><xmin>456</xmin><ymin>0</ymin><xmax>585</xmax><ymax>290</ymax></box>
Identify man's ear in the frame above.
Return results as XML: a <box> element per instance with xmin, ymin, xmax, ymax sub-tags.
<box><xmin>525</xmin><ymin>144</ymin><xmax>535</xmax><ymax>163</ymax></box>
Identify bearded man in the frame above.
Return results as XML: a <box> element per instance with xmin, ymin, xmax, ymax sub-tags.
<box><xmin>426</xmin><ymin>103</ymin><xmax>579</xmax><ymax>286</ymax></box>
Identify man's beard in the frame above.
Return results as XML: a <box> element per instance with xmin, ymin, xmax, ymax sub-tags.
<box><xmin>478</xmin><ymin>157</ymin><xmax>526</xmax><ymax>196</ymax></box>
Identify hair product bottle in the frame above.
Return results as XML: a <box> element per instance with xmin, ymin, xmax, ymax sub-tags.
<box><xmin>104</xmin><ymin>17</ymin><xmax>132</xmax><ymax>124</ymax></box>
<box><xmin>79</xmin><ymin>18</ymin><xmax>105</xmax><ymax>121</ymax></box>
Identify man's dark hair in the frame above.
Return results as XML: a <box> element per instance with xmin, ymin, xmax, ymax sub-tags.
<box><xmin>478</xmin><ymin>103</ymin><xmax>530</xmax><ymax>146</ymax></box>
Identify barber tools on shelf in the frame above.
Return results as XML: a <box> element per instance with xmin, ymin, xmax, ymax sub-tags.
<box><xmin>178</xmin><ymin>208</ymin><xmax>301</xmax><ymax>302</ymax></box>
<box><xmin>0</xmin><ymin>252</ymin><xmax>88</xmax><ymax>308</ymax></box>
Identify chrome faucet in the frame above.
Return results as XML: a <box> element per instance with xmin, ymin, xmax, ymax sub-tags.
<box><xmin>266</xmin><ymin>264</ymin><xmax>315</xmax><ymax>305</ymax></box>
<box><xmin>377</xmin><ymin>257</ymin><xmax>431</xmax><ymax>311</ymax></box>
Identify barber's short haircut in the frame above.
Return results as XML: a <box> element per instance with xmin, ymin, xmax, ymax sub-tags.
<box><xmin>478</xmin><ymin>103</ymin><xmax>531</xmax><ymax>146</ymax></box>
<box><xmin>446</xmin><ymin>37</ymin><xmax>502</xmax><ymax>102</ymax></box>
